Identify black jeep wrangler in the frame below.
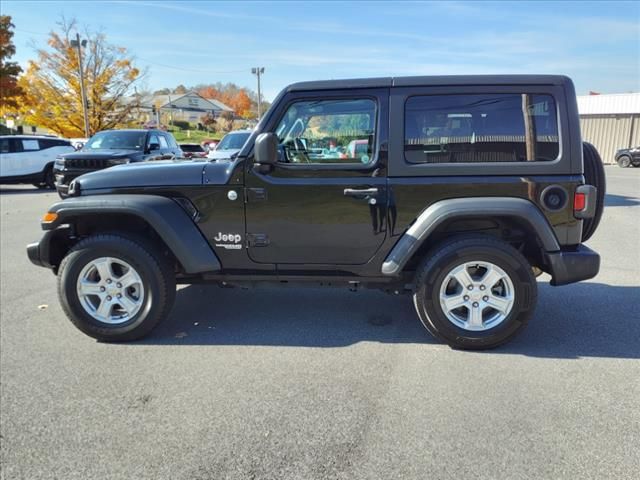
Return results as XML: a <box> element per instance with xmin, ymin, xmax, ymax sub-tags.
<box><xmin>27</xmin><ymin>75</ymin><xmax>605</xmax><ymax>349</ymax></box>
<box><xmin>54</xmin><ymin>129</ymin><xmax>184</xmax><ymax>198</ymax></box>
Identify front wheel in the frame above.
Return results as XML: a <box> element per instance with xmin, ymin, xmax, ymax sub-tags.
<box><xmin>57</xmin><ymin>234</ymin><xmax>176</xmax><ymax>341</ymax></box>
<box><xmin>413</xmin><ymin>236</ymin><xmax>537</xmax><ymax>350</ymax></box>
<box><xmin>617</xmin><ymin>155</ymin><xmax>631</xmax><ymax>168</ymax></box>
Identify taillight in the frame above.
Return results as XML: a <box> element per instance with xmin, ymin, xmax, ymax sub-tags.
<box><xmin>573</xmin><ymin>185</ymin><xmax>596</xmax><ymax>219</ymax></box>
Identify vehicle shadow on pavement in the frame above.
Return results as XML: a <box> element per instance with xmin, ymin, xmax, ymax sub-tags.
<box><xmin>495</xmin><ymin>282</ymin><xmax>639</xmax><ymax>359</ymax></box>
<box><xmin>140</xmin><ymin>282</ymin><xmax>639</xmax><ymax>359</ymax></box>
<box><xmin>144</xmin><ymin>284</ymin><xmax>432</xmax><ymax>348</ymax></box>
<box><xmin>0</xmin><ymin>187</ymin><xmax>53</xmax><ymax>195</ymax></box>
<box><xmin>605</xmin><ymin>193</ymin><xmax>640</xmax><ymax>207</ymax></box>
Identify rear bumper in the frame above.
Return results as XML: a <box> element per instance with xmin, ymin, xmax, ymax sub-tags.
<box><xmin>545</xmin><ymin>245</ymin><xmax>600</xmax><ymax>286</ymax></box>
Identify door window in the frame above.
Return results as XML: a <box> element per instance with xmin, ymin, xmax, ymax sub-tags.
<box><xmin>148</xmin><ymin>134</ymin><xmax>160</xmax><ymax>149</ymax></box>
<box><xmin>404</xmin><ymin>94</ymin><xmax>559</xmax><ymax>163</ymax></box>
<box><xmin>158</xmin><ymin>135</ymin><xmax>169</xmax><ymax>149</ymax></box>
<box><xmin>0</xmin><ymin>139</ymin><xmax>9</xmax><ymax>153</ymax></box>
<box><xmin>275</xmin><ymin>98</ymin><xmax>377</xmax><ymax>165</ymax></box>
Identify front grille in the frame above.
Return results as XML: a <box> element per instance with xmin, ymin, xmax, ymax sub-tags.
<box><xmin>64</xmin><ymin>158</ymin><xmax>112</xmax><ymax>169</ymax></box>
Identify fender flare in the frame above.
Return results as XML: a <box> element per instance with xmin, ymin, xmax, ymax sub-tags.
<box><xmin>381</xmin><ymin>197</ymin><xmax>560</xmax><ymax>276</ymax></box>
<box><xmin>43</xmin><ymin>194</ymin><xmax>221</xmax><ymax>274</ymax></box>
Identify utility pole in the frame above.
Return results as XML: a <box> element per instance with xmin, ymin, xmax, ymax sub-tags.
<box><xmin>70</xmin><ymin>34</ymin><xmax>90</xmax><ymax>138</ymax></box>
<box><xmin>251</xmin><ymin>67</ymin><xmax>265</xmax><ymax>119</ymax></box>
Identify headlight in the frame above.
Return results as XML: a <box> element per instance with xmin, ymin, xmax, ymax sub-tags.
<box><xmin>68</xmin><ymin>180</ymin><xmax>81</xmax><ymax>196</ymax></box>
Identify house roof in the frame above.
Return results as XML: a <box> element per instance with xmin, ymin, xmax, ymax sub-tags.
<box><xmin>131</xmin><ymin>91</ymin><xmax>233</xmax><ymax>112</ymax></box>
<box><xmin>577</xmin><ymin>93</ymin><xmax>640</xmax><ymax>115</ymax></box>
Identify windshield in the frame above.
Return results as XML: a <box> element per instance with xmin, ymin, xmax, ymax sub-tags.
<box><xmin>84</xmin><ymin>131</ymin><xmax>147</xmax><ymax>151</ymax></box>
<box><xmin>216</xmin><ymin>132</ymin><xmax>250</xmax><ymax>151</ymax></box>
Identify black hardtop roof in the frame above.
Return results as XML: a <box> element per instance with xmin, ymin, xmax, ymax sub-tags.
<box><xmin>286</xmin><ymin>75</ymin><xmax>571</xmax><ymax>92</ymax></box>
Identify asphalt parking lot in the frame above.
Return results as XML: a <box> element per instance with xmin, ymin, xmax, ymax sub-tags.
<box><xmin>1</xmin><ymin>167</ymin><xmax>639</xmax><ymax>480</ymax></box>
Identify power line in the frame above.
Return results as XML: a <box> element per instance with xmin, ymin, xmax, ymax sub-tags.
<box><xmin>14</xmin><ymin>28</ymin><xmax>249</xmax><ymax>75</ymax></box>
<box><xmin>136</xmin><ymin>57</ymin><xmax>247</xmax><ymax>75</ymax></box>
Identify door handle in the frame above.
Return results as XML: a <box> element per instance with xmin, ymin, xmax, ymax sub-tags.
<box><xmin>343</xmin><ymin>187</ymin><xmax>379</xmax><ymax>197</ymax></box>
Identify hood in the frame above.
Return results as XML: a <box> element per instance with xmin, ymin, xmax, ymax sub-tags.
<box><xmin>62</xmin><ymin>149</ymin><xmax>141</xmax><ymax>160</ymax></box>
<box><xmin>207</xmin><ymin>149</ymin><xmax>241</xmax><ymax>160</ymax></box>
<box><xmin>73</xmin><ymin>159</ymin><xmax>239</xmax><ymax>192</ymax></box>
<box><xmin>76</xmin><ymin>160</ymin><xmax>204</xmax><ymax>191</ymax></box>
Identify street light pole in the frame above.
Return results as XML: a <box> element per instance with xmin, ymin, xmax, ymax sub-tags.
<box><xmin>251</xmin><ymin>67</ymin><xmax>265</xmax><ymax>119</ymax></box>
<box><xmin>71</xmin><ymin>34</ymin><xmax>90</xmax><ymax>138</ymax></box>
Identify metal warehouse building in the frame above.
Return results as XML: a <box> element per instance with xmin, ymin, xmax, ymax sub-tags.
<box><xmin>577</xmin><ymin>93</ymin><xmax>640</xmax><ymax>164</ymax></box>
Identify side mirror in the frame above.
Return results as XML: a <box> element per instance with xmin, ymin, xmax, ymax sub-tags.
<box><xmin>148</xmin><ymin>142</ymin><xmax>160</xmax><ymax>151</ymax></box>
<box><xmin>254</xmin><ymin>133</ymin><xmax>278</xmax><ymax>165</ymax></box>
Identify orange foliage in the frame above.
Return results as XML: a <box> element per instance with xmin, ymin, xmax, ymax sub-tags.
<box><xmin>197</xmin><ymin>86</ymin><xmax>254</xmax><ymax>119</ymax></box>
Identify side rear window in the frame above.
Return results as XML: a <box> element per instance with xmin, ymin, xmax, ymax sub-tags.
<box><xmin>0</xmin><ymin>139</ymin><xmax>9</xmax><ymax>153</ymax></box>
<box><xmin>21</xmin><ymin>139</ymin><xmax>40</xmax><ymax>151</ymax></box>
<box><xmin>404</xmin><ymin>94</ymin><xmax>559</xmax><ymax>164</ymax></box>
<box><xmin>39</xmin><ymin>139</ymin><xmax>71</xmax><ymax>150</ymax></box>
<box><xmin>165</xmin><ymin>134</ymin><xmax>179</xmax><ymax>149</ymax></box>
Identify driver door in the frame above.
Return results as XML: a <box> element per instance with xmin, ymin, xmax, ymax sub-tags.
<box><xmin>245</xmin><ymin>89</ymin><xmax>389</xmax><ymax>266</ymax></box>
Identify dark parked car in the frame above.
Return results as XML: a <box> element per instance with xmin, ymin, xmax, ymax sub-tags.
<box><xmin>53</xmin><ymin>129</ymin><xmax>183</xmax><ymax>198</ymax></box>
<box><xmin>28</xmin><ymin>75</ymin><xmax>605</xmax><ymax>349</ymax></box>
<box><xmin>615</xmin><ymin>146</ymin><xmax>640</xmax><ymax>168</ymax></box>
<box><xmin>179</xmin><ymin>143</ymin><xmax>207</xmax><ymax>158</ymax></box>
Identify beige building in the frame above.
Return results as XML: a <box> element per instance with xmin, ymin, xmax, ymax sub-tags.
<box><xmin>132</xmin><ymin>91</ymin><xmax>234</xmax><ymax>125</ymax></box>
<box><xmin>577</xmin><ymin>93</ymin><xmax>640</xmax><ymax>164</ymax></box>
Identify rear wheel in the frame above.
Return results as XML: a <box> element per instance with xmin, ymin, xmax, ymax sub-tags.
<box><xmin>582</xmin><ymin>142</ymin><xmax>606</xmax><ymax>242</ymax></box>
<box><xmin>43</xmin><ymin>165</ymin><xmax>55</xmax><ymax>189</ymax></box>
<box><xmin>413</xmin><ymin>236</ymin><xmax>537</xmax><ymax>350</ymax></box>
<box><xmin>57</xmin><ymin>234</ymin><xmax>176</xmax><ymax>341</ymax></box>
<box><xmin>32</xmin><ymin>166</ymin><xmax>55</xmax><ymax>189</ymax></box>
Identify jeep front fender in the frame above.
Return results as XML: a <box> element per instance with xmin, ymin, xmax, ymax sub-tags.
<box><xmin>381</xmin><ymin>197</ymin><xmax>560</xmax><ymax>276</ymax></box>
<box><xmin>39</xmin><ymin>194</ymin><xmax>221</xmax><ymax>274</ymax></box>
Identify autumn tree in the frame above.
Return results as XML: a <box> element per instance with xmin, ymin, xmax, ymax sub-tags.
<box><xmin>230</xmin><ymin>89</ymin><xmax>252</xmax><ymax>118</ymax></box>
<box><xmin>18</xmin><ymin>18</ymin><xmax>144</xmax><ymax>137</ymax></box>
<box><xmin>173</xmin><ymin>84</ymin><xmax>187</xmax><ymax>95</ymax></box>
<box><xmin>0</xmin><ymin>15</ymin><xmax>24</xmax><ymax>112</ymax></box>
<box><xmin>197</xmin><ymin>86</ymin><xmax>219</xmax><ymax>100</ymax></box>
<box><xmin>200</xmin><ymin>111</ymin><xmax>216</xmax><ymax>132</ymax></box>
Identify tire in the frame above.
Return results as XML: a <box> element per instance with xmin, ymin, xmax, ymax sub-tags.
<box><xmin>413</xmin><ymin>236</ymin><xmax>537</xmax><ymax>350</ymax></box>
<box><xmin>43</xmin><ymin>165</ymin><xmax>55</xmax><ymax>189</ymax></box>
<box><xmin>582</xmin><ymin>142</ymin><xmax>606</xmax><ymax>242</ymax></box>
<box><xmin>57</xmin><ymin>234</ymin><xmax>176</xmax><ymax>342</ymax></box>
<box><xmin>616</xmin><ymin>155</ymin><xmax>631</xmax><ymax>168</ymax></box>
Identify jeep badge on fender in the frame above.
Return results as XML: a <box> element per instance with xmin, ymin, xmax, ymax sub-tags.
<box><xmin>26</xmin><ymin>75</ymin><xmax>604</xmax><ymax>348</ymax></box>
<box><xmin>214</xmin><ymin>232</ymin><xmax>242</xmax><ymax>243</ymax></box>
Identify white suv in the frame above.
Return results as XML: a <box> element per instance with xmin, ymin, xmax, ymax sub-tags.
<box><xmin>0</xmin><ymin>135</ymin><xmax>75</xmax><ymax>189</ymax></box>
